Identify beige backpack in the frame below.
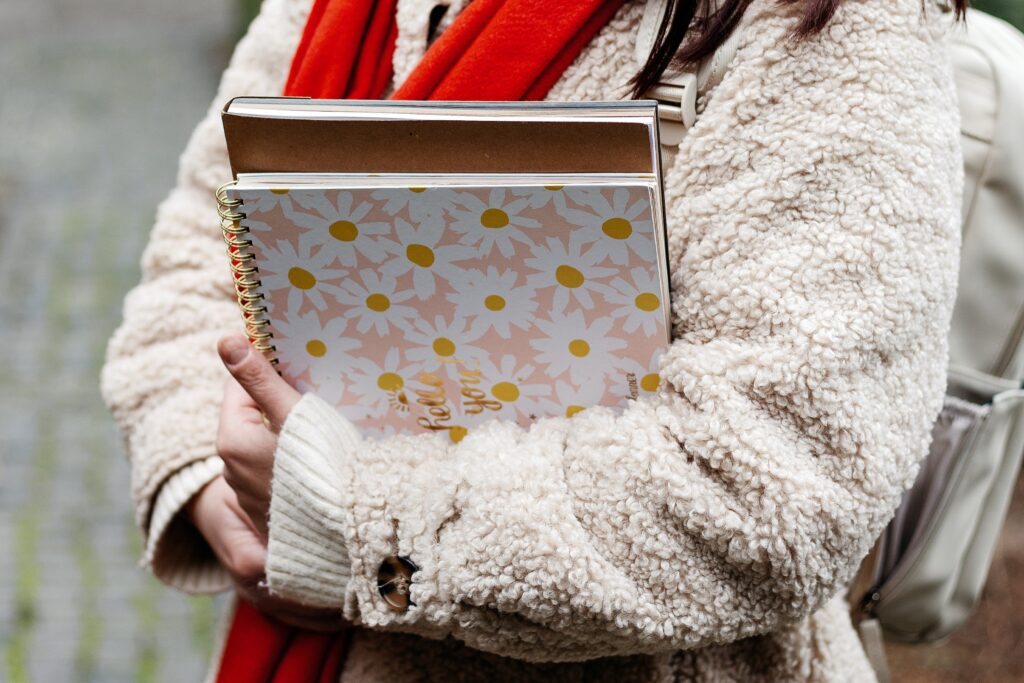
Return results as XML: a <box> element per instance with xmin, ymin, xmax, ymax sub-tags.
<box><xmin>851</xmin><ymin>2</ymin><xmax>1024</xmax><ymax>647</ymax></box>
<box><xmin>640</xmin><ymin>1</ymin><xmax>1024</xmax><ymax>677</ymax></box>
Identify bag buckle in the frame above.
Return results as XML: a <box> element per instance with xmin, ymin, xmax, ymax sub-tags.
<box><xmin>644</xmin><ymin>72</ymin><xmax>698</xmax><ymax>147</ymax></box>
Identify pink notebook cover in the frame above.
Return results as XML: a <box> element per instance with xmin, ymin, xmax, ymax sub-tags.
<box><xmin>229</xmin><ymin>181</ymin><xmax>669</xmax><ymax>442</ymax></box>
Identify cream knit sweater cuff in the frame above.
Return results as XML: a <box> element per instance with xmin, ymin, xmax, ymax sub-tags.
<box><xmin>265</xmin><ymin>392</ymin><xmax>362</xmax><ymax>608</ymax></box>
<box><xmin>147</xmin><ymin>456</ymin><xmax>232</xmax><ymax>594</ymax></box>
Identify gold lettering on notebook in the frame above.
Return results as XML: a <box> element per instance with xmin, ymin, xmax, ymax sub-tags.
<box><xmin>412</xmin><ymin>356</ymin><xmax>508</xmax><ymax>440</ymax></box>
<box><xmin>439</xmin><ymin>357</ymin><xmax>502</xmax><ymax>415</ymax></box>
<box><xmin>414</xmin><ymin>372</ymin><xmax>455</xmax><ymax>433</ymax></box>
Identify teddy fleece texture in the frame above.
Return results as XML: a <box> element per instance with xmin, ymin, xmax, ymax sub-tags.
<box><xmin>100</xmin><ymin>0</ymin><xmax>963</xmax><ymax>680</ymax></box>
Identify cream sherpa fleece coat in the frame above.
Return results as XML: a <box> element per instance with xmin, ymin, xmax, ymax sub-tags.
<box><xmin>100</xmin><ymin>0</ymin><xmax>963</xmax><ymax>680</ymax></box>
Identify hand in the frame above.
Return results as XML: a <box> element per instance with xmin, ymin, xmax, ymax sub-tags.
<box><xmin>215</xmin><ymin>332</ymin><xmax>302</xmax><ymax>538</ymax></box>
<box><xmin>187</xmin><ymin>475</ymin><xmax>343</xmax><ymax>631</ymax></box>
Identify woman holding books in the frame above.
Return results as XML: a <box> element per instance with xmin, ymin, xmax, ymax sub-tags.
<box><xmin>102</xmin><ymin>0</ymin><xmax>965</xmax><ymax>680</ymax></box>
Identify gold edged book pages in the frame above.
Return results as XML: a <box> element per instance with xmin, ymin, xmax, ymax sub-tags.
<box><xmin>219</xmin><ymin>98</ymin><xmax>670</xmax><ymax>441</ymax></box>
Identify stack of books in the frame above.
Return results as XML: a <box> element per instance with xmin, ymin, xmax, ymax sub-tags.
<box><xmin>218</xmin><ymin>98</ymin><xmax>670</xmax><ymax>441</ymax></box>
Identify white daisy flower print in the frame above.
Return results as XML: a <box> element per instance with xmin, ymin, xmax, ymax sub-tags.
<box><xmin>446</xmin><ymin>266</ymin><xmax>538</xmax><ymax>338</ymax></box>
<box><xmin>447</xmin><ymin>187</ymin><xmax>541</xmax><ymax>257</ymax></box>
<box><xmin>524</xmin><ymin>232</ymin><xmax>616</xmax><ymax>312</ymax></box>
<box><xmin>474</xmin><ymin>354</ymin><xmax>552</xmax><ymax>423</ymax></box>
<box><xmin>551</xmin><ymin>377</ymin><xmax>610</xmax><ymax>419</ymax></box>
<box><xmin>240</xmin><ymin>216</ymin><xmax>275</xmax><ymax>236</ymax></box>
<box><xmin>508</xmin><ymin>184</ymin><xmax>566</xmax><ymax>209</ymax></box>
<box><xmin>555</xmin><ymin>186</ymin><xmax>655</xmax><ymax>265</ymax></box>
<box><xmin>379</xmin><ymin>217</ymin><xmax>476</xmax><ymax>300</ymax></box>
<box><xmin>287</xmin><ymin>189</ymin><xmax>391</xmax><ymax>265</ymax></box>
<box><xmin>617</xmin><ymin>347</ymin><xmax>665</xmax><ymax>398</ymax></box>
<box><xmin>530</xmin><ymin>310</ymin><xmax>626</xmax><ymax>385</ymax></box>
<box><xmin>241</xmin><ymin>188</ymin><xmax>298</xmax><ymax>218</ymax></box>
<box><xmin>272</xmin><ymin>310</ymin><xmax>360</xmax><ymax>406</ymax></box>
<box><xmin>336</xmin><ymin>267</ymin><xmax>418</xmax><ymax>335</ymax></box>
<box><xmin>371</xmin><ymin>186</ymin><xmax>455</xmax><ymax>223</ymax></box>
<box><xmin>596</xmin><ymin>266</ymin><xmax>667</xmax><ymax>336</ymax></box>
<box><xmin>404</xmin><ymin>314</ymin><xmax>486</xmax><ymax>376</ymax></box>
<box><xmin>347</xmin><ymin>347</ymin><xmax>421</xmax><ymax>419</ymax></box>
<box><xmin>253</xmin><ymin>237</ymin><xmax>346</xmax><ymax>314</ymax></box>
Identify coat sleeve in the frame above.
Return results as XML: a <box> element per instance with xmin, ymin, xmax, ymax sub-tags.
<box><xmin>99</xmin><ymin>0</ymin><xmax>312</xmax><ymax>592</ymax></box>
<box><xmin>262</xmin><ymin>0</ymin><xmax>963</xmax><ymax>661</ymax></box>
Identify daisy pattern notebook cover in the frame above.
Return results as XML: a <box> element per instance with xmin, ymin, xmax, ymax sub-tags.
<box><xmin>220</xmin><ymin>175</ymin><xmax>670</xmax><ymax>442</ymax></box>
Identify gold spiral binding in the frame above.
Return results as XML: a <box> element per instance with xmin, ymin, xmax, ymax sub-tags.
<box><xmin>216</xmin><ymin>181</ymin><xmax>278</xmax><ymax>364</ymax></box>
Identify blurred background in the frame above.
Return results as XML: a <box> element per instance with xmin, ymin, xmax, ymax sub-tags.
<box><xmin>0</xmin><ymin>1</ymin><xmax>1021</xmax><ymax>681</ymax></box>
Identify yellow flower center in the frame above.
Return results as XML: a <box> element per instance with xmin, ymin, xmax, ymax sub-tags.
<box><xmin>640</xmin><ymin>373</ymin><xmax>660</xmax><ymax>392</ymax></box>
<box><xmin>480</xmin><ymin>208</ymin><xmax>510</xmax><ymax>229</ymax></box>
<box><xmin>568</xmin><ymin>339</ymin><xmax>590</xmax><ymax>357</ymax></box>
<box><xmin>305</xmin><ymin>339</ymin><xmax>326</xmax><ymax>357</ymax></box>
<box><xmin>491</xmin><ymin>382</ymin><xmax>520</xmax><ymax>402</ymax></box>
<box><xmin>602</xmin><ymin>217</ymin><xmax>633</xmax><ymax>240</ymax></box>
<box><xmin>634</xmin><ymin>292</ymin><xmax>660</xmax><ymax>311</ymax></box>
<box><xmin>406</xmin><ymin>243</ymin><xmax>435</xmax><ymax>267</ymax></box>
<box><xmin>288</xmin><ymin>267</ymin><xmax>316</xmax><ymax>290</ymax></box>
<box><xmin>329</xmin><ymin>220</ymin><xmax>358</xmax><ymax>242</ymax></box>
<box><xmin>432</xmin><ymin>337</ymin><xmax>456</xmax><ymax>356</ymax></box>
<box><xmin>555</xmin><ymin>264</ymin><xmax>584</xmax><ymax>288</ymax></box>
<box><xmin>484</xmin><ymin>294</ymin><xmax>506</xmax><ymax>311</ymax></box>
<box><xmin>377</xmin><ymin>372</ymin><xmax>404</xmax><ymax>391</ymax></box>
<box><xmin>366</xmin><ymin>293</ymin><xmax>390</xmax><ymax>312</ymax></box>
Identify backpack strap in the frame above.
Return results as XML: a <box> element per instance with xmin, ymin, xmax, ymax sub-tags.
<box><xmin>857</xmin><ymin>619</ymin><xmax>893</xmax><ymax>683</ymax></box>
<box><xmin>637</xmin><ymin>0</ymin><xmax>751</xmax><ymax>146</ymax></box>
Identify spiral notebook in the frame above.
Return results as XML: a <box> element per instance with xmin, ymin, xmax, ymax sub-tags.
<box><xmin>218</xmin><ymin>98</ymin><xmax>670</xmax><ymax>440</ymax></box>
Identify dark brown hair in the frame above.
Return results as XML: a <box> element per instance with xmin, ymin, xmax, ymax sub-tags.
<box><xmin>631</xmin><ymin>0</ymin><xmax>968</xmax><ymax>96</ymax></box>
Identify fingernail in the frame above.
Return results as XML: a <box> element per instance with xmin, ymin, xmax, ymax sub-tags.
<box><xmin>222</xmin><ymin>335</ymin><xmax>250</xmax><ymax>366</ymax></box>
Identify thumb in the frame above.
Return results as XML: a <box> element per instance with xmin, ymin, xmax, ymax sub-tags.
<box><xmin>218</xmin><ymin>333</ymin><xmax>301</xmax><ymax>431</ymax></box>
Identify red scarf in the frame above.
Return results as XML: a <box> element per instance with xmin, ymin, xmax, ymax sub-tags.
<box><xmin>285</xmin><ymin>0</ymin><xmax>626</xmax><ymax>100</ymax></box>
<box><xmin>216</xmin><ymin>1</ymin><xmax>625</xmax><ymax>681</ymax></box>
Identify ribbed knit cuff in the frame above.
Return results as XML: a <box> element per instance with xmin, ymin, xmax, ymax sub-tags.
<box><xmin>265</xmin><ymin>393</ymin><xmax>363</xmax><ymax>609</ymax></box>
<box><xmin>146</xmin><ymin>456</ymin><xmax>232</xmax><ymax>594</ymax></box>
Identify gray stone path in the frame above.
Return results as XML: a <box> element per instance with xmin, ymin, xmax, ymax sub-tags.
<box><xmin>0</xmin><ymin>1</ymin><xmax>235</xmax><ymax>680</ymax></box>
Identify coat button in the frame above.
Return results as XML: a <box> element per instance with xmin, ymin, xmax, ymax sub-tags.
<box><xmin>377</xmin><ymin>556</ymin><xmax>419</xmax><ymax>612</ymax></box>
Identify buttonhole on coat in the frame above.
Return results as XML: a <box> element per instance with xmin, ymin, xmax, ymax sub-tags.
<box><xmin>665</xmin><ymin>427</ymin><xmax>695</xmax><ymax>464</ymax></box>
<box><xmin>435</xmin><ymin>508</ymin><xmax>461</xmax><ymax>544</ymax></box>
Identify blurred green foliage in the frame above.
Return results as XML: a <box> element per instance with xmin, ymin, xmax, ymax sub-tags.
<box><xmin>239</xmin><ymin>0</ymin><xmax>262</xmax><ymax>33</ymax></box>
<box><xmin>974</xmin><ymin>0</ymin><xmax>1024</xmax><ymax>29</ymax></box>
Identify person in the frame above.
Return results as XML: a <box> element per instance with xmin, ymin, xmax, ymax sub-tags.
<box><xmin>100</xmin><ymin>0</ymin><xmax>965</xmax><ymax>679</ymax></box>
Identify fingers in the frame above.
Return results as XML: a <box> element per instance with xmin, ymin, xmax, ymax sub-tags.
<box><xmin>229</xmin><ymin>483</ymin><xmax>270</xmax><ymax>541</ymax></box>
<box><xmin>218</xmin><ymin>377</ymin><xmax>277</xmax><ymax>455</ymax></box>
<box><xmin>227</xmin><ymin>524</ymin><xmax>344</xmax><ymax>632</ymax></box>
<box><xmin>192</xmin><ymin>476</ymin><xmax>346</xmax><ymax>632</ymax></box>
<box><xmin>218</xmin><ymin>333</ymin><xmax>301</xmax><ymax>431</ymax></box>
<box><xmin>217</xmin><ymin>377</ymin><xmax>275</xmax><ymax>530</ymax></box>
<box><xmin>194</xmin><ymin>477</ymin><xmax>265</xmax><ymax>561</ymax></box>
<box><xmin>221</xmin><ymin>376</ymin><xmax>264</xmax><ymax>425</ymax></box>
